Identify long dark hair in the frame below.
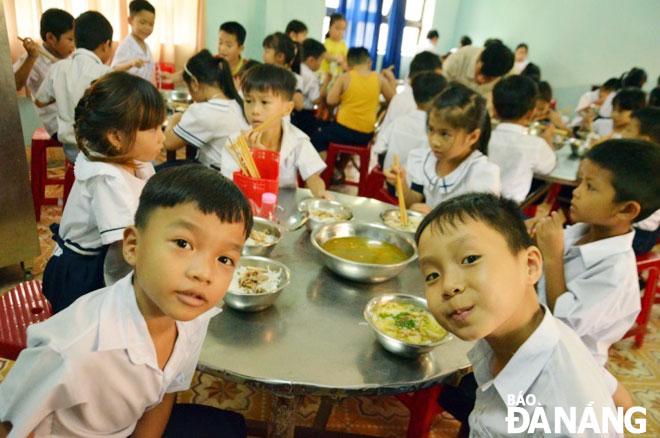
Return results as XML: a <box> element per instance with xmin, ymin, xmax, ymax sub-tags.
<box><xmin>621</xmin><ymin>67</ymin><xmax>647</xmax><ymax>89</ymax></box>
<box><xmin>183</xmin><ymin>49</ymin><xmax>244</xmax><ymax>112</ymax></box>
<box><xmin>325</xmin><ymin>13</ymin><xmax>345</xmax><ymax>39</ymax></box>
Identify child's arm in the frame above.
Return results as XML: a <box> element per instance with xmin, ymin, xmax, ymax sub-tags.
<box><xmin>305</xmin><ymin>173</ymin><xmax>334</xmax><ymax>200</ymax></box>
<box><xmin>103</xmin><ymin>241</ymin><xmax>132</xmax><ymax>286</ymax></box>
<box><xmin>113</xmin><ymin>58</ymin><xmax>146</xmax><ymax>72</ymax></box>
<box><xmin>326</xmin><ymin>72</ymin><xmax>348</xmax><ymax>106</ymax></box>
<box><xmin>533</xmin><ymin>211</ymin><xmax>567</xmax><ymax>311</ymax></box>
<box><xmin>14</xmin><ymin>38</ymin><xmax>40</xmax><ymax>91</ymax></box>
<box><xmin>0</xmin><ymin>422</ymin><xmax>11</xmax><ymax>438</ymax></box>
<box><xmin>131</xmin><ymin>392</ymin><xmax>176</xmax><ymax>438</ymax></box>
<box><xmin>163</xmin><ymin>112</ymin><xmax>186</xmax><ymax>151</ymax></box>
<box><xmin>379</xmin><ymin>66</ymin><xmax>397</xmax><ymax>102</ymax></box>
<box><xmin>383</xmin><ymin>166</ymin><xmax>424</xmax><ymax>207</ymax></box>
<box><xmin>293</xmin><ymin>91</ymin><xmax>304</xmax><ymax>111</ymax></box>
<box><xmin>539</xmin><ymin>124</ymin><xmax>556</xmax><ymax>149</ymax></box>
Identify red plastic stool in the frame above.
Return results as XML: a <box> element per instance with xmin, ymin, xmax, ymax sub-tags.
<box><xmin>321</xmin><ymin>142</ymin><xmax>371</xmax><ymax>196</ymax></box>
<box><xmin>624</xmin><ymin>252</ymin><xmax>660</xmax><ymax>348</ymax></box>
<box><xmin>364</xmin><ymin>166</ymin><xmax>398</xmax><ymax>205</ymax></box>
<box><xmin>397</xmin><ymin>385</ymin><xmax>445</xmax><ymax>438</ymax></box>
<box><xmin>63</xmin><ymin>159</ymin><xmax>75</xmax><ymax>209</ymax></box>
<box><xmin>0</xmin><ymin>280</ymin><xmax>52</xmax><ymax>360</ymax></box>
<box><xmin>31</xmin><ymin>128</ymin><xmax>64</xmax><ymax>221</ymax></box>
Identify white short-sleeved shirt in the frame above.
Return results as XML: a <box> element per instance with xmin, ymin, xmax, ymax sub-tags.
<box><xmin>537</xmin><ymin>223</ymin><xmax>640</xmax><ymax>367</ymax></box>
<box><xmin>172</xmin><ymin>98</ymin><xmax>248</xmax><ymax>169</ymax></box>
<box><xmin>301</xmin><ymin>64</ymin><xmax>320</xmax><ymax>110</ymax></box>
<box><xmin>513</xmin><ymin>59</ymin><xmax>529</xmax><ymax>74</ymax></box>
<box><xmin>0</xmin><ymin>273</ymin><xmax>220</xmax><ymax>438</ymax></box>
<box><xmin>635</xmin><ymin>208</ymin><xmax>660</xmax><ymax>231</ymax></box>
<box><xmin>110</xmin><ymin>34</ymin><xmax>155</xmax><ymax>82</ymax></box>
<box><xmin>593</xmin><ymin>118</ymin><xmax>614</xmax><ymax>137</ymax></box>
<box><xmin>379</xmin><ymin>83</ymin><xmax>415</xmax><ymax>134</ymax></box>
<box><xmin>221</xmin><ymin>120</ymin><xmax>326</xmax><ymax>187</ymax></box>
<box><xmin>373</xmin><ymin>108</ymin><xmax>428</xmax><ymax>171</ymax></box>
<box><xmin>488</xmin><ymin>123</ymin><xmax>556</xmax><ymax>203</ymax></box>
<box><xmin>406</xmin><ymin>148</ymin><xmax>500</xmax><ymax>209</ymax></box>
<box><xmin>35</xmin><ymin>48</ymin><xmax>112</xmax><ymax>145</ymax></box>
<box><xmin>570</xmin><ymin>90</ymin><xmax>601</xmax><ymax>128</ymax></box>
<box><xmin>12</xmin><ymin>49</ymin><xmax>59</xmax><ymax>135</ymax></box>
<box><xmin>468</xmin><ymin>305</ymin><xmax>621</xmax><ymax>438</ymax></box>
<box><xmin>599</xmin><ymin>91</ymin><xmax>616</xmax><ymax>118</ymax></box>
<box><xmin>53</xmin><ymin>154</ymin><xmax>154</xmax><ymax>256</ymax></box>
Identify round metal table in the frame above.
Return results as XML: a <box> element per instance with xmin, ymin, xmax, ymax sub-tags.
<box><xmin>198</xmin><ymin>188</ymin><xmax>473</xmax><ymax>437</ymax></box>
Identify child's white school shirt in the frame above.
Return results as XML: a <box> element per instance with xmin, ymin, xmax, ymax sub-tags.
<box><xmin>373</xmin><ymin>108</ymin><xmax>428</xmax><ymax>171</ymax></box>
<box><xmin>221</xmin><ymin>119</ymin><xmax>326</xmax><ymax>187</ymax></box>
<box><xmin>0</xmin><ymin>273</ymin><xmax>220</xmax><ymax>438</ymax></box>
<box><xmin>35</xmin><ymin>48</ymin><xmax>112</xmax><ymax>145</ymax></box>
<box><xmin>52</xmin><ymin>154</ymin><xmax>154</xmax><ymax>256</ymax></box>
<box><xmin>406</xmin><ymin>148</ymin><xmax>500</xmax><ymax>209</ymax></box>
<box><xmin>593</xmin><ymin>118</ymin><xmax>614</xmax><ymax>137</ymax></box>
<box><xmin>110</xmin><ymin>34</ymin><xmax>155</xmax><ymax>82</ymax></box>
<box><xmin>488</xmin><ymin>123</ymin><xmax>556</xmax><ymax>203</ymax></box>
<box><xmin>537</xmin><ymin>223</ymin><xmax>640</xmax><ymax>367</ymax></box>
<box><xmin>378</xmin><ymin>83</ymin><xmax>415</xmax><ymax>134</ymax></box>
<box><xmin>301</xmin><ymin>63</ymin><xmax>320</xmax><ymax>110</ymax></box>
<box><xmin>172</xmin><ymin>98</ymin><xmax>248</xmax><ymax>169</ymax></box>
<box><xmin>635</xmin><ymin>208</ymin><xmax>660</xmax><ymax>232</ymax></box>
<box><xmin>468</xmin><ymin>305</ymin><xmax>621</xmax><ymax>438</ymax></box>
<box><xmin>12</xmin><ymin>48</ymin><xmax>59</xmax><ymax>135</ymax></box>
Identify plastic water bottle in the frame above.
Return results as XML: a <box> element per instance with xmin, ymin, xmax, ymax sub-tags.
<box><xmin>258</xmin><ymin>192</ymin><xmax>277</xmax><ymax>221</ymax></box>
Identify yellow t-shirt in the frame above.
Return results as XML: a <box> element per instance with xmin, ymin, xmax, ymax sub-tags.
<box><xmin>320</xmin><ymin>38</ymin><xmax>348</xmax><ymax>77</ymax></box>
<box><xmin>336</xmin><ymin>70</ymin><xmax>380</xmax><ymax>134</ymax></box>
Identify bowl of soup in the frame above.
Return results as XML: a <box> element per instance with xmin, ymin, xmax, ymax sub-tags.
<box><xmin>364</xmin><ymin>294</ymin><xmax>451</xmax><ymax>357</ymax></box>
<box><xmin>310</xmin><ymin>221</ymin><xmax>418</xmax><ymax>283</ymax></box>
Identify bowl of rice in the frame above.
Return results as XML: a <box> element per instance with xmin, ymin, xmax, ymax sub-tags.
<box><xmin>379</xmin><ymin>209</ymin><xmax>425</xmax><ymax>236</ymax></box>
<box><xmin>242</xmin><ymin>217</ymin><xmax>283</xmax><ymax>257</ymax></box>
<box><xmin>297</xmin><ymin>198</ymin><xmax>354</xmax><ymax>231</ymax></box>
<box><xmin>223</xmin><ymin>256</ymin><xmax>291</xmax><ymax>312</ymax></box>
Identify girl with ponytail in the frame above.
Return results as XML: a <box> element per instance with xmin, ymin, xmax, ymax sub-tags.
<box><xmin>163</xmin><ymin>49</ymin><xmax>249</xmax><ymax>169</ymax></box>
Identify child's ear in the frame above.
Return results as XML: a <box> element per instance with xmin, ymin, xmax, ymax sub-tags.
<box><xmin>122</xmin><ymin>226</ymin><xmax>139</xmax><ymax>267</ymax></box>
<box><xmin>285</xmin><ymin>100</ymin><xmax>295</xmax><ymax>114</ymax></box>
<box><xmin>238</xmin><ymin>45</ymin><xmax>245</xmax><ymax>55</ymax></box>
<box><xmin>467</xmin><ymin>128</ymin><xmax>481</xmax><ymax>148</ymax></box>
<box><xmin>525</xmin><ymin>245</ymin><xmax>544</xmax><ymax>286</ymax></box>
<box><xmin>106</xmin><ymin>129</ymin><xmax>124</xmax><ymax>151</ymax></box>
<box><xmin>616</xmin><ymin>200</ymin><xmax>642</xmax><ymax>223</ymax></box>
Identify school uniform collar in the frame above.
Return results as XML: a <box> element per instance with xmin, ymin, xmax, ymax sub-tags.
<box><xmin>494</xmin><ymin>122</ymin><xmax>527</xmax><ymax>135</ymax></box>
<box><xmin>469</xmin><ymin>304</ymin><xmax>558</xmax><ymax>403</ymax></box>
<box><xmin>72</xmin><ymin>48</ymin><xmax>105</xmax><ymax>65</ymax></box>
<box><xmin>564</xmin><ymin>223</ymin><xmax>635</xmax><ymax>269</ymax></box>
<box><xmin>97</xmin><ymin>273</ymin><xmax>221</xmax><ymax>369</ymax></box>
<box><xmin>74</xmin><ymin>153</ymin><xmax>152</xmax><ymax>181</ymax></box>
<box><xmin>422</xmin><ymin>149</ymin><xmax>486</xmax><ymax>194</ymax></box>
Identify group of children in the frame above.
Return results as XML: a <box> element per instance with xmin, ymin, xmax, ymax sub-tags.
<box><xmin>3</xmin><ymin>2</ymin><xmax>660</xmax><ymax>436</ymax></box>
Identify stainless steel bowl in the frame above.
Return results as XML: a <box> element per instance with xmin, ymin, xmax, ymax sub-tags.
<box><xmin>364</xmin><ymin>294</ymin><xmax>452</xmax><ymax>358</ymax></box>
<box><xmin>242</xmin><ymin>217</ymin><xmax>283</xmax><ymax>257</ymax></box>
<box><xmin>298</xmin><ymin>199</ymin><xmax>354</xmax><ymax>231</ymax></box>
<box><xmin>379</xmin><ymin>209</ymin><xmax>425</xmax><ymax>236</ymax></box>
<box><xmin>310</xmin><ymin>221</ymin><xmax>418</xmax><ymax>283</ymax></box>
<box><xmin>223</xmin><ymin>256</ymin><xmax>291</xmax><ymax>312</ymax></box>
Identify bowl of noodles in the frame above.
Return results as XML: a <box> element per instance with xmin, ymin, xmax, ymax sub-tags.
<box><xmin>242</xmin><ymin>217</ymin><xmax>283</xmax><ymax>257</ymax></box>
<box><xmin>364</xmin><ymin>294</ymin><xmax>451</xmax><ymax>357</ymax></box>
<box><xmin>298</xmin><ymin>198</ymin><xmax>354</xmax><ymax>231</ymax></box>
<box><xmin>223</xmin><ymin>256</ymin><xmax>291</xmax><ymax>312</ymax></box>
<box><xmin>379</xmin><ymin>209</ymin><xmax>425</xmax><ymax>235</ymax></box>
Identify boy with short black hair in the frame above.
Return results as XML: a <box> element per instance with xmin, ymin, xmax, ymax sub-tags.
<box><xmin>592</xmin><ymin>87</ymin><xmax>646</xmax><ymax>138</ymax></box>
<box><xmin>489</xmin><ymin>75</ymin><xmax>556</xmax><ymax>203</ymax></box>
<box><xmin>218</xmin><ymin>21</ymin><xmax>247</xmax><ymax>77</ymax></box>
<box><xmin>417</xmin><ymin>193</ymin><xmax>618</xmax><ymax>437</ymax></box>
<box><xmin>534</xmin><ymin>81</ymin><xmax>570</xmax><ymax>132</ymax></box>
<box><xmin>285</xmin><ymin>19</ymin><xmax>308</xmax><ymax>43</ymax></box>
<box><xmin>13</xmin><ymin>8</ymin><xmax>74</xmax><ymax>138</ymax></box>
<box><xmin>0</xmin><ymin>165</ymin><xmax>249</xmax><ymax>438</ymax></box>
<box><xmin>531</xmin><ymin>139</ymin><xmax>660</xmax><ymax>402</ymax></box>
<box><xmin>111</xmin><ymin>0</ymin><xmax>157</xmax><ymax>82</ymax></box>
<box><xmin>292</xmin><ymin>38</ymin><xmax>326</xmax><ymax>136</ymax></box>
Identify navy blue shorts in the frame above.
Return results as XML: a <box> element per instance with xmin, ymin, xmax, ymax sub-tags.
<box><xmin>310</xmin><ymin>121</ymin><xmax>373</xmax><ymax>152</ymax></box>
<box><xmin>163</xmin><ymin>403</ymin><xmax>246</xmax><ymax>438</ymax></box>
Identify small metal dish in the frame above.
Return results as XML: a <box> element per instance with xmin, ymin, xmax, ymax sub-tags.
<box><xmin>379</xmin><ymin>209</ymin><xmax>425</xmax><ymax>236</ymax></box>
<box><xmin>298</xmin><ymin>199</ymin><xmax>354</xmax><ymax>231</ymax></box>
<box><xmin>242</xmin><ymin>217</ymin><xmax>283</xmax><ymax>257</ymax></box>
<box><xmin>223</xmin><ymin>256</ymin><xmax>291</xmax><ymax>312</ymax></box>
<box><xmin>364</xmin><ymin>294</ymin><xmax>452</xmax><ymax>358</ymax></box>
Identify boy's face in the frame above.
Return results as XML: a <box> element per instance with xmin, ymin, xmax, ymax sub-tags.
<box><xmin>123</xmin><ymin>203</ymin><xmax>246</xmax><ymax>322</ymax></box>
<box><xmin>534</xmin><ymin>99</ymin><xmax>551</xmax><ymax>120</ymax></box>
<box><xmin>243</xmin><ymin>89</ymin><xmax>294</xmax><ymax>129</ymax></box>
<box><xmin>129</xmin><ymin>10</ymin><xmax>155</xmax><ymax>41</ymax></box>
<box><xmin>418</xmin><ymin>219</ymin><xmax>542</xmax><ymax>341</ymax></box>
<box><xmin>289</xmin><ymin>31</ymin><xmax>307</xmax><ymax>44</ymax></box>
<box><xmin>515</xmin><ymin>46</ymin><xmax>527</xmax><ymax>62</ymax></box>
<box><xmin>611</xmin><ymin>104</ymin><xmax>632</xmax><ymax>129</ymax></box>
<box><xmin>570</xmin><ymin>159</ymin><xmax>624</xmax><ymax>225</ymax></box>
<box><xmin>46</xmin><ymin>30</ymin><xmax>75</xmax><ymax>58</ymax></box>
<box><xmin>218</xmin><ymin>31</ymin><xmax>244</xmax><ymax>65</ymax></box>
<box><xmin>305</xmin><ymin>56</ymin><xmax>322</xmax><ymax>71</ymax></box>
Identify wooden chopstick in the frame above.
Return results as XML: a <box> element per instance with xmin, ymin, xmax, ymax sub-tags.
<box><xmin>251</xmin><ymin>107</ymin><xmax>291</xmax><ymax>134</ymax></box>
<box><xmin>225</xmin><ymin>143</ymin><xmax>248</xmax><ymax>175</ymax></box>
<box><xmin>17</xmin><ymin>37</ymin><xmax>57</xmax><ymax>62</ymax></box>
<box><xmin>393</xmin><ymin>155</ymin><xmax>409</xmax><ymax>227</ymax></box>
<box><xmin>238</xmin><ymin>136</ymin><xmax>260</xmax><ymax>178</ymax></box>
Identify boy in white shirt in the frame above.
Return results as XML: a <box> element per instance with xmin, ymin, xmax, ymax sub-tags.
<box><xmin>222</xmin><ymin>64</ymin><xmax>332</xmax><ymax>199</ymax></box>
<box><xmin>379</xmin><ymin>50</ymin><xmax>442</xmax><ymax>135</ymax></box>
<box><xmin>591</xmin><ymin>87</ymin><xmax>646</xmax><ymax>139</ymax></box>
<box><xmin>111</xmin><ymin>0</ymin><xmax>156</xmax><ymax>82</ymax></box>
<box><xmin>531</xmin><ymin>139</ymin><xmax>660</xmax><ymax>406</ymax></box>
<box><xmin>489</xmin><ymin>75</ymin><xmax>556</xmax><ymax>204</ymax></box>
<box><xmin>291</xmin><ymin>38</ymin><xmax>326</xmax><ymax>136</ymax></box>
<box><xmin>0</xmin><ymin>165</ymin><xmax>249</xmax><ymax>438</ymax></box>
<box><xmin>13</xmin><ymin>9</ymin><xmax>74</xmax><ymax>139</ymax></box>
<box><xmin>35</xmin><ymin>11</ymin><xmax>143</xmax><ymax>162</ymax></box>
<box><xmin>418</xmin><ymin>193</ymin><xmax>619</xmax><ymax>438</ymax></box>
<box><xmin>374</xmin><ymin>71</ymin><xmax>447</xmax><ymax>192</ymax></box>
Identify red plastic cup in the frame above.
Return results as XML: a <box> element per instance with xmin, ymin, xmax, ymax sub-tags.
<box><xmin>233</xmin><ymin>149</ymin><xmax>280</xmax><ymax>211</ymax></box>
<box><xmin>156</xmin><ymin>62</ymin><xmax>175</xmax><ymax>90</ymax></box>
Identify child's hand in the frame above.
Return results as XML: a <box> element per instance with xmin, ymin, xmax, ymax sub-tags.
<box><xmin>383</xmin><ymin>165</ymin><xmax>406</xmax><ymax>186</ymax></box>
<box><xmin>22</xmin><ymin>37</ymin><xmax>40</xmax><ymax>59</ymax></box>
<box><xmin>169</xmin><ymin>112</ymin><xmax>183</xmax><ymax>126</ymax></box>
<box><xmin>131</xmin><ymin>58</ymin><xmax>146</xmax><ymax>68</ymax></box>
<box><xmin>525</xmin><ymin>217</ymin><xmax>543</xmax><ymax>238</ymax></box>
<box><xmin>381</xmin><ymin>65</ymin><xmax>396</xmax><ymax>82</ymax></box>
<box><xmin>244</xmin><ymin>130</ymin><xmax>266</xmax><ymax>149</ymax></box>
<box><xmin>540</xmin><ymin>124</ymin><xmax>556</xmax><ymax>144</ymax></box>
<box><xmin>318</xmin><ymin>191</ymin><xmax>335</xmax><ymax>201</ymax></box>
<box><xmin>410</xmin><ymin>203</ymin><xmax>431</xmax><ymax>215</ymax></box>
<box><xmin>534</xmin><ymin>211</ymin><xmax>565</xmax><ymax>259</ymax></box>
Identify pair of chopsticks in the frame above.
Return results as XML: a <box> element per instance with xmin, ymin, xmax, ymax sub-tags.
<box><xmin>17</xmin><ymin>37</ymin><xmax>57</xmax><ymax>62</ymax></box>
<box><xmin>393</xmin><ymin>155</ymin><xmax>409</xmax><ymax>227</ymax></box>
<box><xmin>224</xmin><ymin>107</ymin><xmax>291</xmax><ymax>178</ymax></box>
